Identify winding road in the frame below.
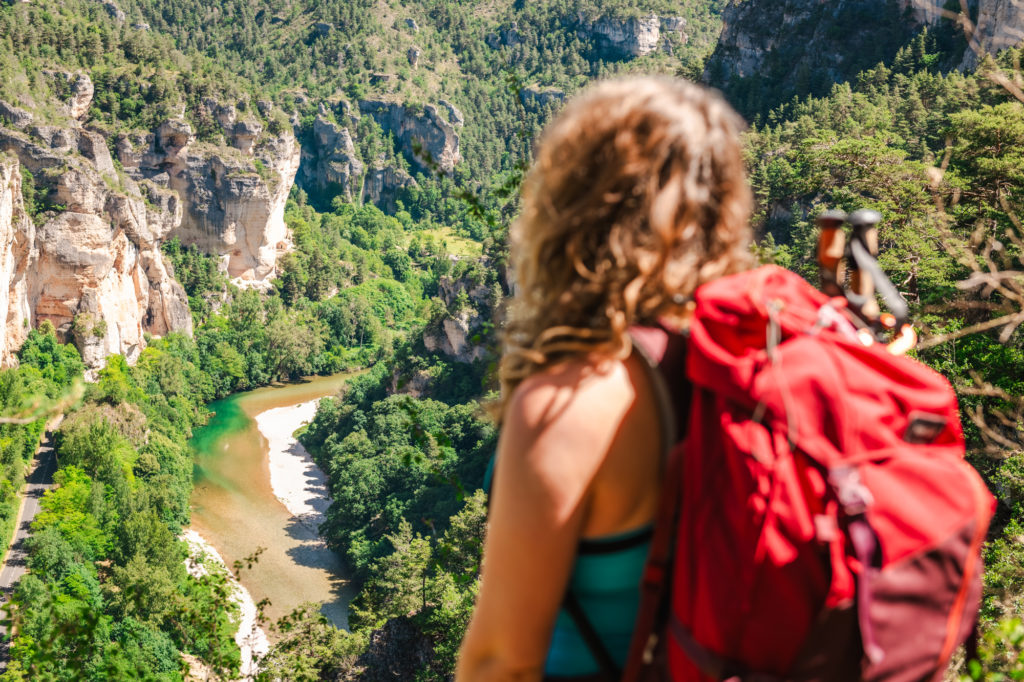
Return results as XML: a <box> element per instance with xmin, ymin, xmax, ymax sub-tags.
<box><xmin>0</xmin><ymin>431</ymin><xmax>58</xmax><ymax>667</ymax></box>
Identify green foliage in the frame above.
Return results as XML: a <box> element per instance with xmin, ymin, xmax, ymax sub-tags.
<box><xmin>3</xmin><ymin>333</ymin><xmax>240</xmax><ymax>679</ymax></box>
<box><xmin>0</xmin><ymin>324</ymin><xmax>85</xmax><ymax>564</ymax></box>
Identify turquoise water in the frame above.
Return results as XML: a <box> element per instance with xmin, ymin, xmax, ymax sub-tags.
<box><xmin>189</xmin><ymin>374</ymin><xmax>355</xmax><ymax>631</ymax></box>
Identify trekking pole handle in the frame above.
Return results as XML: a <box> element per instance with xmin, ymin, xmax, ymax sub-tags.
<box><xmin>848</xmin><ymin>237</ymin><xmax>909</xmax><ymax>329</ymax></box>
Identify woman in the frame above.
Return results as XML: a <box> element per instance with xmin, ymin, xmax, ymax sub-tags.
<box><xmin>457</xmin><ymin>77</ymin><xmax>753</xmax><ymax>681</ymax></box>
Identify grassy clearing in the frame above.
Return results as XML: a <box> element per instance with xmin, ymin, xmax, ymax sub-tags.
<box><xmin>406</xmin><ymin>225</ymin><xmax>482</xmax><ymax>259</ymax></box>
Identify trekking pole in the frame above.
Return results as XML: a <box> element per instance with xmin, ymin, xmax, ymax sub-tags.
<box><xmin>846</xmin><ymin>209</ymin><xmax>884</xmax><ymax>323</ymax></box>
<box><xmin>815</xmin><ymin>208</ymin><xmax>917</xmax><ymax>353</ymax></box>
<box><xmin>816</xmin><ymin>209</ymin><xmax>848</xmax><ymax>298</ymax></box>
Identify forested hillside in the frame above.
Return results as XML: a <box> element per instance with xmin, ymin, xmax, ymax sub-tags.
<box><xmin>0</xmin><ymin>0</ymin><xmax>1022</xmax><ymax>679</ymax></box>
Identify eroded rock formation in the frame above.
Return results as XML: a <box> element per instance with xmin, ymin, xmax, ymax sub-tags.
<box><xmin>0</xmin><ymin>156</ymin><xmax>34</xmax><ymax>366</ymax></box>
<box><xmin>299</xmin><ymin>115</ymin><xmax>364</xmax><ymax>201</ymax></box>
<box><xmin>960</xmin><ymin>0</ymin><xmax>1024</xmax><ymax>69</ymax></box>
<box><xmin>520</xmin><ymin>86</ymin><xmax>566</xmax><ymax>109</ymax></box>
<box><xmin>361</xmin><ymin>165</ymin><xmax>417</xmax><ymax>213</ymax></box>
<box><xmin>0</xmin><ymin>127</ymin><xmax>192</xmax><ymax>368</ymax></box>
<box><xmin>576</xmin><ymin>12</ymin><xmax>686</xmax><ymax>58</ymax></box>
<box><xmin>116</xmin><ymin>111</ymin><xmax>301</xmax><ymax>284</ymax></box>
<box><xmin>707</xmin><ymin>0</ymin><xmax>1024</xmax><ymax>112</ymax></box>
<box><xmin>422</xmin><ymin>270</ymin><xmax>492</xmax><ymax>363</ymax></box>
<box><xmin>0</xmin><ymin>80</ymin><xmax>298</xmax><ymax>365</ymax></box>
<box><xmin>898</xmin><ymin>0</ymin><xmax>1024</xmax><ymax>67</ymax></box>
<box><xmin>357</xmin><ymin>99</ymin><xmax>461</xmax><ymax>173</ymax></box>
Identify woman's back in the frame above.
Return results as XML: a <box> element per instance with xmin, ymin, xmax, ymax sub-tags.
<box><xmin>457</xmin><ymin>76</ymin><xmax>753</xmax><ymax>681</ymax></box>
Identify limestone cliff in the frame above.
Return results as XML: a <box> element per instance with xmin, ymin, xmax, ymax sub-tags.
<box><xmin>707</xmin><ymin>0</ymin><xmax>1024</xmax><ymax>114</ymax></box>
<box><xmin>422</xmin><ymin>270</ymin><xmax>493</xmax><ymax>364</ymax></box>
<box><xmin>357</xmin><ymin>99</ymin><xmax>461</xmax><ymax>173</ymax></box>
<box><xmin>0</xmin><ymin>156</ymin><xmax>34</xmax><ymax>367</ymax></box>
<box><xmin>298</xmin><ymin>115</ymin><xmax>364</xmax><ymax>201</ymax></box>
<box><xmin>361</xmin><ymin>165</ymin><xmax>417</xmax><ymax>213</ymax></box>
<box><xmin>117</xmin><ymin>110</ymin><xmax>302</xmax><ymax>284</ymax></box>
<box><xmin>960</xmin><ymin>0</ymin><xmax>1024</xmax><ymax>69</ymax></box>
<box><xmin>0</xmin><ymin>124</ymin><xmax>192</xmax><ymax>368</ymax></box>
<box><xmin>0</xmin><ymin>81</ymin><xmax>298</xmax><ymax>365</ymax></box>
<box><xmin>576</xmin><ymin>12</ymin><xmax>687</xmax><ymax>58</ymax></box>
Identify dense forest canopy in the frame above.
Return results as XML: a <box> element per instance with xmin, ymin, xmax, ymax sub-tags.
<box><xmin>0</xmin><ymin>0</ymin><xmax>1023</xmax><ymax>679</ymax></box>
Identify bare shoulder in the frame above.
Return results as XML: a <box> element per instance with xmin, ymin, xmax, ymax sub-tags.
<box><xmin>505</xmin><ymin>356</ymin><xmax>636</xmax><ymax>434</ymax></box>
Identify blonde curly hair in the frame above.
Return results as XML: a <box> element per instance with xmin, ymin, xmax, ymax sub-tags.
<box><xmin>499</xmin><ymin>77</ymin><xmax>754</xmax><ymax>415</ymax></box>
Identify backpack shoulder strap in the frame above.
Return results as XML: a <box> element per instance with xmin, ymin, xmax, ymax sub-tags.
<box><xmin>560</xmin><ymin>326</ymin><xmax>683</xmax><ymax>682</ymax></box>
<box><xmin>622</xmin><ymin>325</ymin><xmax>689</xmax><ymax>682</ymax></box>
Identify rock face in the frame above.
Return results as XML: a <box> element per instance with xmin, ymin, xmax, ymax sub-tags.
<box><xmin>577</xmin><ymin>12</ymin><xmax>671</xmax><ymax>57</ymax></box>
<box><xmin>705</xmin><ymin>0</ymin><xmax>922</xmax><ymax>112</ymax></box>
<box><xmin>422</xmin><ymin>271</ymin><xmax>492</xmax><ymax>363</ymax></box>
<box><xmin>99</xmin><ymin>0</ymin><xmax>125</xmax><ymax>23</ymax></box>
<box><xmin>357</xmin><ymin>99</ymin><xmax>461</xmax><ymax>173</ymax></box>
<box><xmin>707</xmin><ymin>0</ymin><xmax>1024</xmax><ymax>113</ymax></box>
<box><xmin>438</xmin><ymin>99</ymin><xmax>465</xmax><ymax>127</ymax></box>
<box><xmin>0</xmin><ymin>127</ymin><xmax>192</xmax><ymax>368</ymax></box>
<box><xmin>520</xmin><ymin>86</ymin><xmax>566</xmax><ymax>109</ymax></box>
<box><xmin>898</xmin><ymin>0</ymin><xmax>1024</xmax><ymax>64</ymax></box>
<box><xmin>117</xmin><ymin>111</ymin><xmax>301</xmax><ymax>284</ymax></box>
<box><xmin>299</xmin><ymin>115</ymin><xmax>364</xmax><ymax>201</ymax></box>
<box><xmin>0</xmin><ymin>156</ymin><xmax>34</xmax><ymax>366</ymax></box>
<box><xmin>68</xmin><ymin>73</ymin><xmax>94</xmax><ymax>120</ymax></box>
<box><xmin>486</xmin><ymin>22</ymin><xmax>523</xmax><ymax>49</ymax></box>
<box><xmin>361</xmin><ymin>165</ymin><xmax>417</xmax><ymax>213</ymax></box>
<box><xmin>960</xmin><ymin>0</ymin><xmax>1024</xmax><ymax>69</ymax></box>
<box><xmin>0</xmin><ymin>101</ymin><xmax>32</xmax><ymax>129</ymax></box>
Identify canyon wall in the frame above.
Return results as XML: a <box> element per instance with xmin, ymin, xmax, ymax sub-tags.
<box><xmin>0</xmin><ymin>156</ymin><xmax>33</xmax><ymax>367</ymax></box>
<box><xmin>116</xmin><ymin>103</ymin><xmax>302</xmax><ymax>284</ymax></box>
<box><xmin>0</xmin><ymin>79</ymin><xmax>300</xmax><ymax>366</ymax></box>
<box><xmin>0</xmin><ymin>115</ymin><xmax>192</xmax><ymax>368</ymax></box>
<box><xmin>707</xmin><ymin>0</ymin><xmax>1024</xmax><ymax>114</ymax></box>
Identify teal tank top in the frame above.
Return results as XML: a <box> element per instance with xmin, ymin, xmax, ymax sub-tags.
<box><xmin>544</xmin><ymin>525</ymin><xmax>652</xmax><ymax>677</ymax></box>
<box><xmin>483</xmin><ymin>459</ymin><xmax>652</xmax><ymax>677</ymax></box>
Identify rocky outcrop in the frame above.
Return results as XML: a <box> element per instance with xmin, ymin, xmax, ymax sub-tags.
<box><xmin>299</xmin><ymin>115</ymin><xmax>364</xmax><ymax>201</ymax></box>
<box><xmin>422</xmin><ymin>271</ymin><xmax>492</xmax><ymax>363</ymax></box>
<box><xmin>899</xmin><ymin>0</ymin><xmax>1024</xmax><ymax>66</ymax></box>
<box><xmin>0</xmin><ymin>101</ymin><xmax>32</xmax><ymax>129</ymax></box>
<box><xmin>960</xmin><ymin>0</ymin><xmax>1024</xmax><ymax>69</ymax></box>
<box><xmin>705</xmin><ymin>0</ymin><xmax>921</xmax><ymax>112</ymax></box>
<box><xmin>68</xmin><ymin>73</ymin><xmax>94</xmax><ymax>120</ymax></box>
<box><xmin>99</xmin><ymin>0</ymin><xmax>125</xmax><ymax>23</ymax></box>
<box><xmin>389</xmin><ymin>367</ymin><xmax>432</xmax><ymax>398</ymax></box>
<box><xmin>574</xmin><ymin>12</ymin><xmax>687</xmax><ymax>58</ymax></box>
<box><xmin>486</xmin><ymin>22</ymin><xmax>523</xmax><ymax>49</ymax></box>
<box><xmin>520</xmin><ymin>86</ymin><xmax>566</xmax><ymax>109</ymax></box>
<box><xmin>439</xmin><ymin>99</ymin><xmax>464</xmax><ymax>128</ymax></box>
<box><xmin>707</xmin><ymin>0</ymin><xmax>1024</xmax><ymax>113</ymax></box>
<box><xmin>0</xmin><ymin>156</ymin><xmax>34</xmax><ymax>366</ymax></box>
<box><xmin>357</xmin><ymin>99</ymin><xmax>460</xmax><ymax>173</ymax></box>
<box><xmin>117</xmin><ymin>109</ymin><xmax>301</xmax><ymax>284</ymax></box>
<box><xmin>361</xmin><ymin>165</ymin><xmax>417</xmax><ymax>213</ymax></box>
<box><xmin>38</xmin><ymin>70</ymin><xmax>94</xmax><ymax>121</ymax></box>
<box><xmin>0</xmin><ymin>128</ymin><xmax>192</xmax><ymax>368</ymax></box>
<box><xmin>579</xmin><ymin>12</ymin><xmax>661</xmax><ymax>57</ymax></box>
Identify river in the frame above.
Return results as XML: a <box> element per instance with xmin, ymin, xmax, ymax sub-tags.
<box><xmin>189</xmin><ymin>373</ymin><xmax>355</xmax><ymax>632</ymax></box>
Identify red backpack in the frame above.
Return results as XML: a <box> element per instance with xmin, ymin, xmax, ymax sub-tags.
<box><xmin>625</xmin><ymin>265</ymin><xmax>995</xmax><ymax>682</ymax></box>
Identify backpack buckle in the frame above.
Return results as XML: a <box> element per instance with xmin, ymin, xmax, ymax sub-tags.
<box><xmin>829</xmin><ymin>466</ymin><xmax>874</xmax><ymax>517</ymax></box>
